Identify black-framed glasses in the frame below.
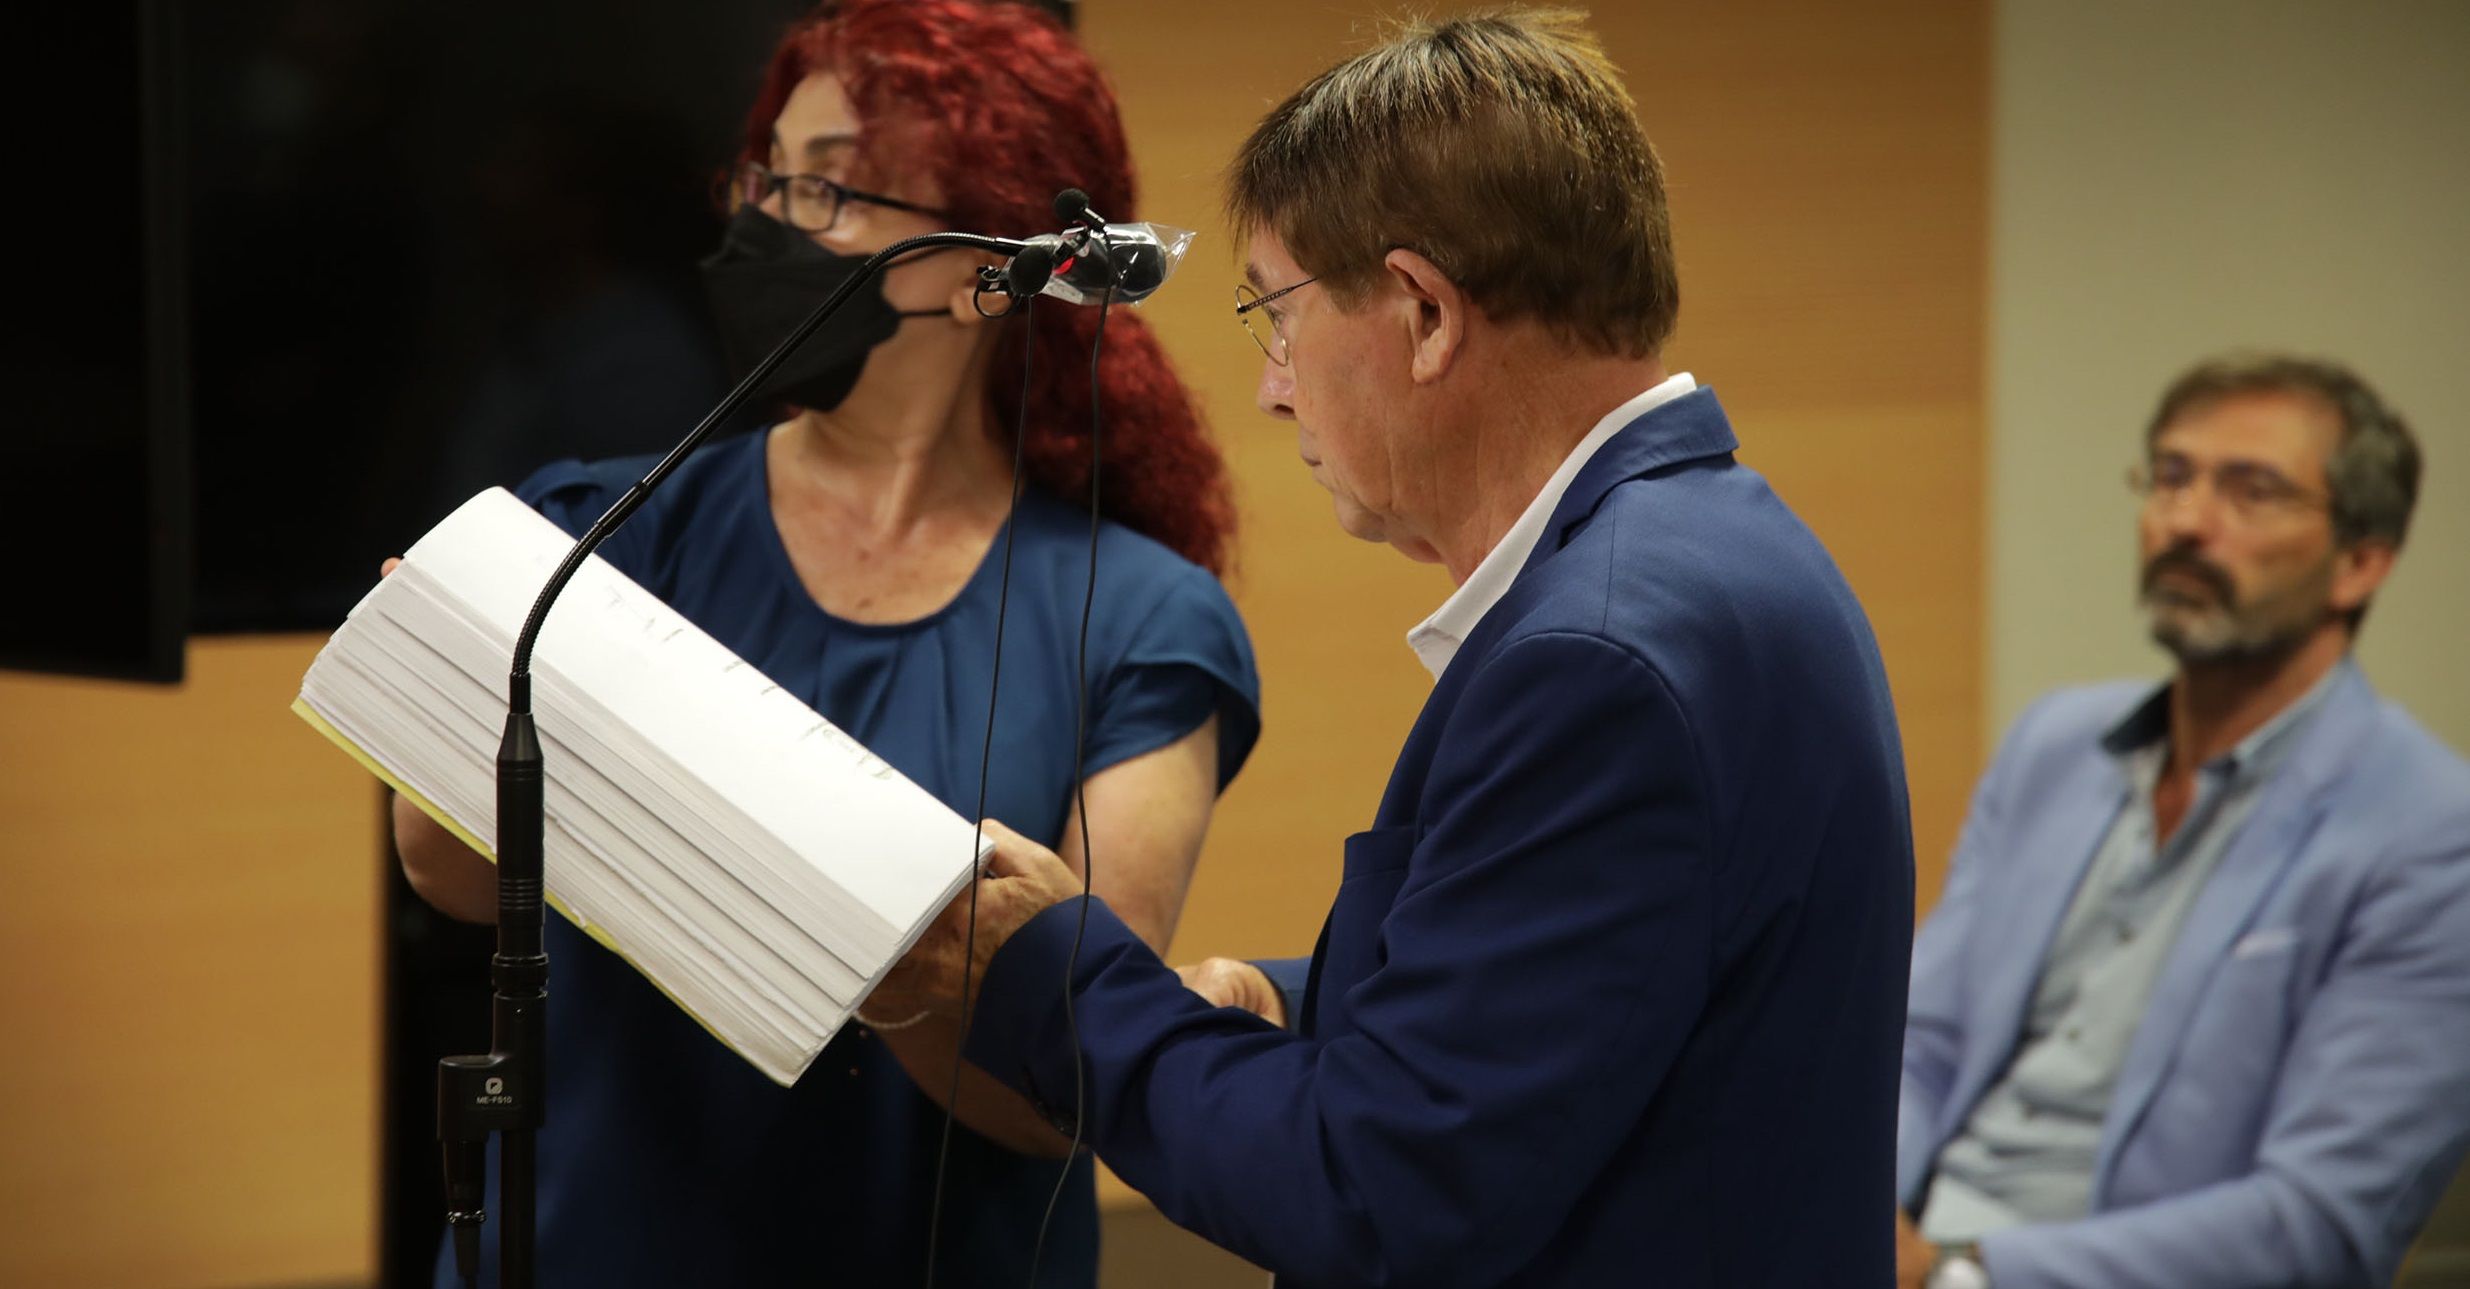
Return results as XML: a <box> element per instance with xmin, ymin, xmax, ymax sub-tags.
<box><xmin>2126</xmin><ymin>454</ymin><xmax>2331</xmax><ymax>522</ymax></box>
<box><xmin>730</xmin><ymin>161</ymin><xmax>949</xmax><ymax>233</ymax></box>
<box><xmin>1234</xmin><ymin>277</ymin><xmax>1317</xmax><ymax>366</ymax></box>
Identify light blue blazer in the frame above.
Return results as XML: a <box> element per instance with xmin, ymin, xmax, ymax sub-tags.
<box><xmin>1901</xmin><ymin>663</ymin><xmax>2470</xmax><ymax>1288</ymax></box>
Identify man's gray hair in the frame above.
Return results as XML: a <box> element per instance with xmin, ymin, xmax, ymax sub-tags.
<box><xmin>2146</xmin><ymin>352</ymin><xmax>2420</xmax><ymax>548</ymax></box>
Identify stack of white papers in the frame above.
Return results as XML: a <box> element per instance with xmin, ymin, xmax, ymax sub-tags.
<box><xmin>294</xmin><ymin>487</ymin><xmax>986</xmax><ymax>1085</ymax></box>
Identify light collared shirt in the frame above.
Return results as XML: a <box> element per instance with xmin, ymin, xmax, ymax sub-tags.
<box><xmin>1406</xmin><ymin>372</ymin><xmax>1698</xmax><ymax>679</ymax></box>
<box><xmin>1919</xmin><ymin>662</ymin><xmax>2346</xmax><ymax>1240</ymax></box>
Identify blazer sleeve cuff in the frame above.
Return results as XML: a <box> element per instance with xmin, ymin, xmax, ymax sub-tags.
<box><xmin>962</xmin><ymin>898</ymin><xmax>1139</xmax><ymax>1131</ymax></box>
<box><xmin>1251</xmin><ymin>955</ymin><xmax>1312</xmax><ymax>1031</ymax></box>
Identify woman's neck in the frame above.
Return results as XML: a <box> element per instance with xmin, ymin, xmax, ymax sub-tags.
<box><xmin>772</xmin><ymin>342</ymin><xmax>1011</xmax><ymax>535</ymax></box>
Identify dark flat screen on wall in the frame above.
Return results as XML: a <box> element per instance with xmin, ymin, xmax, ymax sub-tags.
<box><xmin>179</xmin><ymin>0</ymin><xmax>824</xmax><ymax>636</ymax></box>
<box><xmin>1</xmin><ymin>1</ymin><xmax>189</xmax><ymax>683</ymax></box>
<box><xmin>5</xmin><ymin>0</ymin><xmax>1076</xmax><ymax>682</ymax></box>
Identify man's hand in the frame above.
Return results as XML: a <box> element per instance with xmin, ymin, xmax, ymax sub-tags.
<box><xmin>1895</xmin><ymin>1210</ymin><xmax>1934</xmax><ymax>1289</ymax></box>
<box><xmin>1175</xmin><ymin>957</ymin><xmax>1287</xmax><ymax>1029</ymax></box>
<box><xmin>869</xmin><ymin>819</ymin><xmax>1085</xmax><ymax>1022</ymax></box>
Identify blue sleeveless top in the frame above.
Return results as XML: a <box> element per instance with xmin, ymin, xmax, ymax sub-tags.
<box><xmin>442</xmin><ymin>428</ymin><xmax>1260</xmax><ymax>1287</ymax></box>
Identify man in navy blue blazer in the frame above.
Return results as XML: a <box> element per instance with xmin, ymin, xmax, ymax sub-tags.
<box><xmin>1896</xmin><ymin>355</ymin><xmax>2470</xmax><ymax>1289</ymax></box>
<box><xmin>902</xmin><ymin>12</ymin><xmax>1916</xmax><ymax>1286</ymax></box>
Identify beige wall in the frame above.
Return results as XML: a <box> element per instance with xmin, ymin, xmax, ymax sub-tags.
<box><xmin>1990</xmin><ymin>4</ymin><xmax>2470</xmax><ymax>1275</ymax></box>
<box><xmin>1990</xmin><ymin>0</ymin><xmax>2470</xmax><ymax>753</ymax></box>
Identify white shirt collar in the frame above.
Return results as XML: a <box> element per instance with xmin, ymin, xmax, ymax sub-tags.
<box><xmin>1406</xmin><ymin>372</ymin><xmax>1698</xmax><ymax>679</ymax></box>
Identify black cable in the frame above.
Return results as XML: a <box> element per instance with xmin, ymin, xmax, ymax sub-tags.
<box><xmin>921</xmin><ymin>296</ymin><xmax>1039</xmax><ymax>1289</ymax></box>
<box><xmin>1026</xmin><ymin>279</ymin><xmax>1112</xmax><ymax>1288</ymax></box>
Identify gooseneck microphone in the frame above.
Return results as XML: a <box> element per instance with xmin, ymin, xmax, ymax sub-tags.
<box><xmin>437</xmin><ymin>192</ymin><xmax>1182</xmax><ymax>1289</ymax></box>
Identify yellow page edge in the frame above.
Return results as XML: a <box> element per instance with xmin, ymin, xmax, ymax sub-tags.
<box><xmin>289</xmin><ymin>696</ymin><xmax>806</xmax><ymax>1086</ymax></box>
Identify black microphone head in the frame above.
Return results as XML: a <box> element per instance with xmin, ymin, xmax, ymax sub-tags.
<box><xmin>1103</xmin><ymin>238</ymin><xmax>1168</xmax><ymax>300</ymax></box>
<box><xmin>1053</xmin><ymin>188</ymin><xmax>1092</xmax><ymax>225</ymax></box>
<box><xmin>1002</xmin><ymin>236</ymin><xmax>1063</xmax><ymax>298</ymax></box>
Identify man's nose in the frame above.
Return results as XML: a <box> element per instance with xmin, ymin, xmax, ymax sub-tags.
<box><xmin>1255</xmin><ymin>355</ymin><xmax>1295</xmax><ymax>421</ymax></box>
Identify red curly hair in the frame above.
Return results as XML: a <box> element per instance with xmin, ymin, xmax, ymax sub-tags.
<box><xmin>739</xmin><ymin>0</ymin><xmax>1236</xmax><ymax>575</ymax></box>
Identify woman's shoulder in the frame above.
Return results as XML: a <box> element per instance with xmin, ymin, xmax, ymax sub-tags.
<box><xmin>514</xmin><ymin>431</ymin><xmax>764</xmax><ymax>540</ymax></box>
<box><xmin>1009</xmin><ymin>489</ymin><xmax>1235</xmax><ymax>613</ymax></box>
<box><xmin>1004</xmin><ymin>492</ymin><xmax>1261</xmax><ymax>782</ymax></box>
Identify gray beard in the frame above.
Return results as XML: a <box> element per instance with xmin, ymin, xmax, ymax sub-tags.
<box><xmin>2141</xmin><ymin>561</ymin><xmax>2334</xmax><ymax>667</ymax></box>
<box><xmin>2146</xmin><ymin>604</ymin><xmax>2309</xmax><ymax>666</ymax></box>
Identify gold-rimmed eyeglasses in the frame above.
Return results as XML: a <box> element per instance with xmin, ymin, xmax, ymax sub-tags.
<box><xmin>1234</xmin><ymin>277</ymin><xmax>1318</xmax><ymax>366</ymax></box>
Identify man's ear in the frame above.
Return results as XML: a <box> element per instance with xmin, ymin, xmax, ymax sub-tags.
<box><xmin>1381</xmin><ymin>247</ymin><xmax>1466</xmax><ymax>386</ymax></box>
<box><xmin>2329</xmin><ymin>537</ymin><xmax>2399</xmax><ymax>618</ymax></box>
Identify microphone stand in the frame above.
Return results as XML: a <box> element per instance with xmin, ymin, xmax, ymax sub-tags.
<box><xmin>432</xmin><ymin>224</ymin><xmax>1059</xmax><ymax>1289</ymax></box>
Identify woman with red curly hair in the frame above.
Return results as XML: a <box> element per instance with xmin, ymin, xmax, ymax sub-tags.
<box><xmin>392</xmin><ymin>3</ymin><xmax>1258</xmax><ymax>1284</ymax></box>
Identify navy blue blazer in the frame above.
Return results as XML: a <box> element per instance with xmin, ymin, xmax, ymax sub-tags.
<box><xmin>969</xmin><ymin>389</ymin><xmax>1916</xmax><ymax>1287</ymax></box>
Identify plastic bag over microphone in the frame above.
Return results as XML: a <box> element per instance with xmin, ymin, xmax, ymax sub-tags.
<box><xmin>1039</xmin><ymin>223</ymin><xmax>1194</xmax><ymax>306</ymax></box>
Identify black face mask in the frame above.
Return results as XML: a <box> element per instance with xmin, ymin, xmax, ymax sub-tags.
<box><xmin>698</xmin><ymin>206</ymin><xmax>947</xmax><ymax>413</ymax></box>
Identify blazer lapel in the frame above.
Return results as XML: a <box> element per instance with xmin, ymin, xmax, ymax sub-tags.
<box><xmin>1947</xmin><ymin>752</ymin><xmax>2130</xmax><ymax>1128</ymax></box>
<box><xmin>1521</xmin><ymin>386</ymin><xmax>1741</xmax><ymax>582</ymax></box>
<box><xmin>1371</xmin><ymin>388</ymin><xmax>1742</xmax><ymax>829</ymax></box>
<box><xmin>2091</xmin><ymin>666</ymin><xmax>2379</xmax><ymax>1195</ymax></box>
<box><xmin>1334</xmin><ymin>388</ymin><xmax>1747</xmax><ymax>1036</ymax></box>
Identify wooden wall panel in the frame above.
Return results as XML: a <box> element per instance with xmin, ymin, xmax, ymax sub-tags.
<box><xmin>0</xmin><ymin>638</ymin><xmax>381</xmax><ymax>1288</ymax></box>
